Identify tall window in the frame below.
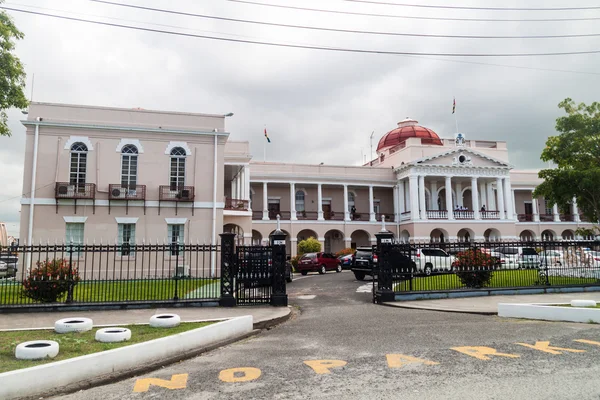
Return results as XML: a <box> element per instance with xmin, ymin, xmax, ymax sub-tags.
<box><xmin>168</xmin><ymin>224</ymin><xmax>184</xmax><ymax>256</ymax></box>
<box><xmin>348</xmin><ymin>192</ymin><xmax>355</xmax><ymax>212</ymax></box>
<box><xmin>544</xmin><ymin>199</ymin><xmax>553</xmax><ymax>215</ymax></box>
<box><xmin>118</xmin><ymin>223</ymin><xmax>136</xmax><ymax>256</ymax></box>
<box><xmin>170</xmin><ymin>147</ymin><xmax>186</xmax><ymax>190</ymax></box>
<box><xmin>374</xmin><ymin>200</ymin><xmax>381</xmax><ymax>214</ymax></box>
<box><xmin>295</xmin><ymin>190</ymin><xmax>305</xmax><ymax>212</ymax></box>
<box><xmin>66</xmin><ymin>223</ymin><xmax>84</xmax><ymax>255</ymax></box>
<box><xmin>69</xmin><ymin>142</ymin><xmax>88</xmax><ymax>189</ymax></box>
<box><xmin>121</xmin><ymin>145</ymin><xmax>138</xmax><ymax>190</ymax></box>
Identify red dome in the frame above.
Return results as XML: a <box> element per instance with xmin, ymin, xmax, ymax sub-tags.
<box><xmin>377</xmin><ymin>118</ymin><xmax>442</xmax><ymax>152</ymax></box>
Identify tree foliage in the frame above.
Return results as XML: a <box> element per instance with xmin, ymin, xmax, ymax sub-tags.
<box><xmin>533</xmin><ymin>98</ymin><xmax>600</xmax><ymax>224</ymax></box>
<box><xmin>297</xmin><ymin>237</ymin><xmax>321</xmax><ymax>255</ymax></box>
<box><xmin>0</xmin><ymin>2</ymin><xmax>28</xmax><ymax>137</ymax></box>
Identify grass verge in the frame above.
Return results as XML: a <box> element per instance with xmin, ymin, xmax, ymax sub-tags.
<box><xmin>554</xmin><ymin>304</ymin><xmax>600</xmax><ymax>308</ymax></box>
<box><xmin>0</xmin><ymin>278</ymin><xmax>218</xmax><ymax>305</ymax></box>
<box><xmin>0</xmin><ymin>321</ymin><xmax>213</xmax><ymax>373</ymax></box>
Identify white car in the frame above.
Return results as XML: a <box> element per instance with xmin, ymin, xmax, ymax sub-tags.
<box><xmin>412</xmin><ymin>248</ymin><xmax>455</xmax><ymax>276</ymax></box>
<box><xmin>495</xmin><ymin>246</ymin><xmax>539</xmax><ymax>269</ymax></box>
<box><xmin>0</xmin><ymin>261</ymin><xmax>8</xmax><ymax>278</ymax></box>
<box><xmin>538</xmin><ymin>250</ymin><xmax>567</xmax><ymax>267</ymax></box>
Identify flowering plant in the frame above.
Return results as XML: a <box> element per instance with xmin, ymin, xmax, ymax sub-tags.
<box><xmin>22</xmin><ymin>259</ymin><xmax>81</xmax><ymax>303</ymax></box>
<box><xmin>451</xmin><ymin>248</ymin><xmax>496</xmax><ymax>288</ymax></box>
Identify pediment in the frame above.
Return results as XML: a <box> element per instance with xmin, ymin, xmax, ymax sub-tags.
<box><xmin>414</xmin><ymin>148</ymin><xmax>511</xmax><ymax>168</ymax></box>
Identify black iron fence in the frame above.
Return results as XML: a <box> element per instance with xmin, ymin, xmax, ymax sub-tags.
<box><xmin>372</xmin><ymin>237</ymin><xmax>600</xmax><ymax>302</ymax></box>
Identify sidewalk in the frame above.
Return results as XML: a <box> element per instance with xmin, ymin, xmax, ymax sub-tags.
<box><xmin>0</xmin><ymin>306</ymin><xmax>291</xmax><ymax>331</ymax></box>
<box><xmin>384</xmin><ymin>292</ymin><xmax>600</xmax><ymax>315</ymax></box>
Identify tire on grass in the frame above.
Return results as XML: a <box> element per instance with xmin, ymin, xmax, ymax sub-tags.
<box><xmin>55</xmin><ymin>317</ymin><xmax>94</xmax><ymax>334</ymax></box>
<box><xmin>15</xmin><ymin>340</ymin><xmax>59</xmax><ymax>360</ymax></box>
<box><xmin>149</xmin><ymin>314</ymin><xmax>181</xmax><ymax>328</ymax></box>
<box><xmin>95</xmin><ymin>327</ymin><xmax>132</xmax><ymax>343</ymax></box>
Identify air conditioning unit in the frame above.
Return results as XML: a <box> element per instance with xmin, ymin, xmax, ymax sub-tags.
<box><xmin>57</xmin><ymin>185</ymin><xmax>70</xmax><ymax>195</ymax></box>
<box><xmin>111</xmin><ymin>188</ymin><xmax>121</xmax><ymax>197</ymax></box>
<box><xmin>178</xmin><ymin>189</ymin><xmax>191</xmax><ymax>200</ymax></box>
<box><xmin>175</xmin><ymin>264</ymin><xmax>190</xmax><ymax>278</ymax></box>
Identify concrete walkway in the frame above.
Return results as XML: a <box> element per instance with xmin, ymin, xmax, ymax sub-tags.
<box><xmin>384</xmin><ymin>292</ymin><xmax>600</xmax><ymax>314</ymax></box>
<box><xmin>0</xmin><ymin>306</ymin><xmax>291</xmax><ymax>331</ymax></box>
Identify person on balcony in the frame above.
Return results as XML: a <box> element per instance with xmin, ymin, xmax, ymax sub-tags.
<box><xmin>351</xmin><ymin>205</ymin><xmax>357</xmax><ymax>220</ymax></box>
<box><xmin>480</xmin><ymin>205</ymin><xmax>486</xmax><ymax>212</ymax></box>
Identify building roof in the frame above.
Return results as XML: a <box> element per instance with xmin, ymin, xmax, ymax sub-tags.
<box><xmin>377</xmin><ymin>118</ymin><xmax>442</xmax><ymax>152</ymax></box>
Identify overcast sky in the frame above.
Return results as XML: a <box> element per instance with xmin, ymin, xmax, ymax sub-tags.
<box><xmin>1</xmin><ymin>0</ymin><xmax>599</xmax><ymax>236</ymax></box>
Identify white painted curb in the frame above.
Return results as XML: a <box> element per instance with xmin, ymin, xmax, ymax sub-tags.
<box><xmin>498</xmin><ymin>302</ymin><xmax>600</xmax><ymax>324</ymax></box>
<box><xmin>0</xmin><ymin>315</ymin><xmax>253</xmax><ymax>400</ymax></box>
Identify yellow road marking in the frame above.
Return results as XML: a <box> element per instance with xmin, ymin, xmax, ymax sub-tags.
<box><xmin>219</xmin><ymin>367</ymin><xmax>262</xmax><ymax>383</ymax></box>
<box><xmin>303</xmin><ymin>360</ymin><xmax>347</xmax><ymax>374</ymax></box>
<box><xmin>451</xmin><ymin>346</ymin><xmax>520</xmax><ymax>361</ymax></box>
<box><xmin>515</xmin><ymin>341</ymin><xmax>585</xmax><ymax>355</ymax></box>
<box><xmin>574</xmin><ymin>339</ymin><xmax>600</xmax><ymax>347</ymax></box>
<box><xmin>133</xmin><ymin>374</ymin><xmax>188</xmax><ymax>392</ymax></box>
<box><xmin>386</xmin><ymin>354</ymin><xmax>439</xmax><ymax>368</ymax></box>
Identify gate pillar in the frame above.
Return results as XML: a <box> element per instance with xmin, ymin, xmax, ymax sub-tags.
<box><xmin>270</xmin><ymin>219</ymin><xmax>288</xmax><ymax>307</ymax></box>
<box><xmin>219</xmin><ymin>233</ymin><xmax>237</xmax><ymax>307</ymax></box>
<box><xmin>375</xmin><ymin>227</ymin><xmax>395</xmax><ymax>304</ymax></box>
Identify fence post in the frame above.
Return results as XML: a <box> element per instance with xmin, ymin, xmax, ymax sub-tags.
<box><xmin>375</xmin><ymin>226</ymin><xmax>395</xmax><ymax>304</ymax></box>
<box><xmin>66</xmin><ymin>241</ymin><xmax>74</xmax><ymax>304</ymax></box>
<box><xmin>270</xmin><ymin>221</ymin><xmax>288</xmax><ymax>307</ymax></box>
<box><xmin>219</xmin><ymin>233</ymin><xmax>237</xmax><ymax>307</ymax></box>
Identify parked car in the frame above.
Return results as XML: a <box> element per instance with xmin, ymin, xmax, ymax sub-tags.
<box><xmin>495</xmin><ymin>246</ymin><xmax>539</xmax><ymax>269</ymax></box>
<box><xmin>412</xmin><ymin>248</ymin><xmax>455</xmax><ymax>276</ymax></box>
<box><xmin>0</xmin><ymin>253</ymin><xmax>17</xmax><ymax>278</ymax></box>
<box><xmin>351</xmin><ymin>246</ymin><xmax>416</xmax><ymax>281</ymax></box>
<box><xmin>297</xmin><ymin>252</ymin><xmax>342</xmax><ymax>275</ymax></box>
<box><xmin>351</xmin><ymin>247</ymin><xmax>377</xmax><ymax>280</ymax></box>
<box><xmin>538</xmin><ymin>250</ymin><xmax>567</xmax><ymax>267</ymax></box>
<box><xmin>338</xmin><ymin>254</ymin><xmax>353</xmax><ymax>270</ymax></box>
<box><xmin>0</xmin><ymin>261</ymin><xmax>8</xmax><ymax>278</ymax></box>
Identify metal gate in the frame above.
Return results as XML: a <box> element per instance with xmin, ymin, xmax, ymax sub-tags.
<box><xmin>236</xmin><ymin>246</ymin><xmax>274</xmax><ymax>305</ymax></box>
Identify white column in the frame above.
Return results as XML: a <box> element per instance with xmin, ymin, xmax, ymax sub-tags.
<box><xmin>445</xmin><ymin>176</ymin><xmax>454</xmax><ymax>220</ymax></box>
<box><xmin>231</xmin><ymin>179</ymin><xmax>236</xmax><ymax>200</ymax></box>
<box><xmin>496</xmin><ymin>178</ymin><xmax>505</xmax><ymax>219</ymax></box>
<box><xmin>455</xmin><ymin>181</ymin><xmax>463</xmax><ymax>208</ymax></box>
<box><xmin>553</xmin><ymin>204</ymin><xmax>560</xmax><ymax>222</ymax></box>
<box><xmin>244</xmin><ymin>166</ymin><xmax>250</xmax><ymax>200</ymax></box>
<box><xmin>431</xmin><ymin>181</ymin><xmax>438</xmax><ymax>210</ymax></box>
<box><xmin>393</xmin><ymin>185</ymin><xmax>400</xmax><ymax>222</ymax></box>
<box><xmin>369</xmin><ymin>185</ymin><xmax>375</xmax><ymax>222</ymax></box>
<box><xmin>511</xmin><ymin>189</ymin><xmax>517</xmax><ymax>216</ymax></box>
<box><xmin>409</xmin><ymin>175</ymin><xmax>419</xmax><ymax>220</ymax></box>
<box><xmin>236</xmin><ymin>172</ymin><xmax>242</xmax><ymax>200</ymax></box>
<box><xmin>398</xmin><ymin>179</ymin><xmax>405</xmax><ymax>215</ymax></box>
<box><xmin>573</xmin><ymin>197</ymin><xmax>581</xmax><ymax>222</ymax></box>
<box><xmin>290</xmin><ymin>182</ymin><xmax>297</xmax><ymax>220</ymax></box>
<box><xmin>504</xmin><ymin>177</ymin><xmax>513</xmax><ymax>220</ymax></box>
<box><xmin>418</xmin><ymin>175</ymin><xmax>427</xmax><ymax>220</ymax></box>
<box><xmin>471</xmin><ymin>176</ymin><xmax>480</xmax><ymax>219</ymax></box>
<box><xmin>262</xmin><ymin>182</ymin><xmax>269</xmax><ymax>220</ymax></box>
<box><xmin>532</xmin><ymin>194</ymin><xmax>540</xmax><ymax>222</ymax></box>
<box><xmin>487</xmin><ymin>182</ymin><xmax>496</xmax><ymax>210</ymax></box>
<box><xmin>317</xmin><ymin>183</ymin><xmax>324</xmax><ymax>221</ymax></box>
<box><xmin>479</xmin><ymin>181</ymin><xmax>487</xmax><ymax>210</ymax></box>
<box><xmin>344</xmin><ymin>185</ymin><xmax>350</xmax><ymax>221</ymax></box>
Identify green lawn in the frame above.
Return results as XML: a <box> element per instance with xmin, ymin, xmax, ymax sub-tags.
<box><xmin>0</xmin><ymin>321</ymin><xmax>213</xmax><ymax>373</ymax></box>
<box><xmin>394</xmin><ymin>269</ymin><xmax>600</xmax><ymax>292</ymax></box>
<box><xmin>0</xmin><ymin>278</ymin><xmax>219</xmax><ymax>305</ymax></box>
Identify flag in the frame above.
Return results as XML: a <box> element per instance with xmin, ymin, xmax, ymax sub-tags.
<box><xmin>452</xmin><ymin>98</ymin><xmax>456</xmax><ymax>114</ymax></box>
<box><xmin>264</xmin><ymin>128</ymin><xmax>271</xmax><ymax>143</ymax></box>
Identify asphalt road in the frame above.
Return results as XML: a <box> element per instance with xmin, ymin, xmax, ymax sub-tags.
<box><xmin>57</xmin><ymin>270</ymin><xmax>600</xmax><ymax>400</ymax></box>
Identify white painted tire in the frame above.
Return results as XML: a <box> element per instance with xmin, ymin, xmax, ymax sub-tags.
<box><xmin>95</xmin><ymin>327</ymin><xmax>132</xmax><ymax>343</ymax></box>
<box><xmin>149</xmin><ymin>314</ymin><xmax>181</xmax><ymax>328</ymax></box>
<box><xmin>15</xmin><ymin>340</ymin><xmax>59</xmax><ymax>360</ymax></box>
<box><xmin>54</xmin><ymin>317</ymin><xmax>94</xmax><ymax>333</ymax></box>
<box><xmin>570</xmin><ymin>300</ymin><xmax>597</xmax><ymax>307</ymax></box>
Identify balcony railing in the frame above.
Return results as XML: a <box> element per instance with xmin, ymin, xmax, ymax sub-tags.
<box><xmin>454</xmin><ymin>210</ymin><xmax>474</xmax><ymax>219</ymax></box>
<box><xmin>225</xmin><ymin>198</ymin><xmax>249</xmax><ymax>211</ymax></box>
<box><xmin>539</xmin><ymin>214</ymin><xmax>554</xmax><ymax>222</ymax></box>
<box><xmin>297</xmin><ymin>211</ymin><xmax>319</xmax><ymax>220</ymax></box>
<box><xmin>400</xmin><ymin>211</ymin><xmax>411</xmax><ymax>221</ymax></box>
<box><xmin>55</xmin><ymin>182</ymin><xmax>96</xmax><ymax>200</ymax></box>
<box><xmin>159</xmin><ymin>186</ymin><xmax>195</xmax><ymax>202</ymax></box>
<box><xmin>517</xmin><ymin>213</ymin><xmax>533</xmax><ymax>222</ymax></box>
<box><xmin>427</xmin><ymin>210</ymin><xmax>447</xmax><ymax>219</ymax></box>
<box><xmin>560</xmin><ymin>214</ymin><xmax>574</xmax><ymax>222</ymax></box>
<box><xmin>376</xmin><ymin>213</ymin><xmax>393</xmax><ymax>222</ymax></box>
<box><xmin>481</xmin><ymin>210</ymin><xmax>500</xmax><ymax>219</ymax></box>
<box><xmin>109</xmin><ymin>184</ymin><xmax>146</xmax><ymax>200</ymax></box>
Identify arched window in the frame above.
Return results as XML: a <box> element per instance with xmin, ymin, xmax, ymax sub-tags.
<box><xmin>70</xmin><ymin>142</ymin><xmax>88</xmax><ymax>189</ymax></box>
<box><xmin>121</xmin><ymin>144</ymin><xmax>138</xmax><ymax>190</ymax></box>
<box><xmin>170</xmin><ymin>147</ymin><xmax>186</xmax><ymax>189</ymax></box>
<box><xmin>295</xmin><ymin>190</ymin><xmax>305</xmax><ymax>212</ymax></box>
<box><xmin>348</xmin><ymin>192</ymin><xmax>355</xmax><ymax>213</ymax></box>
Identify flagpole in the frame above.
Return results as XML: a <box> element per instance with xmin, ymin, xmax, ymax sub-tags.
<box><xmin>454</xmin><ymin>110</ymin><xmax>459</xmax><ymax>133</ymax></box>
<box><xmin>264</xmin><ymin>140</ymin><xmax>266</xmax><ymax>162</ymax></box>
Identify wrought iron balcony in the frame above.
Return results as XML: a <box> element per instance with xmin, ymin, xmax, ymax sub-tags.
<box><xmin>159</xmin><ymin>186</ymin><xmax>195</xmax><ymax>202</ymax></box>
<box><xmin>224</xmin><ymin>198</ymin><xmax>249</xmax><ymax>211</ymax></box>
<box><xmin>109</xmin><ymin>184</ymin><xmax>146</xmax><ymax>200</ymax></box>
<box><xmin>55</xmin><ymin>182</ymin><xmax>96</xmax><ymax>200</ymax></box>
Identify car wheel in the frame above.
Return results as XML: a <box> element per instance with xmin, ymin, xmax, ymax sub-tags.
<box><xmin>354</xmin><ymin>271</ymin><xmax>366</xmax><ymax>281</ymax></box>
<box><xmin>301</xmin><ymin>271</ymin><xmax>308</xmax><ymax>276</ymax></box>
<box><xmin>286</xmin><ymin>271</ymin><xmax>293</xmax><ymax>283</ymax></box>
<box><xmin>424</xmin><ymin>264</ymin><xmax>433</xmax><ymax>276</ymax></box>
<box><xmin>319</xmin><ymin>265</ymin><xmax>327</xmax><ymax>274</ymax></box>
<box><xmin>336</xmin><ymin>264</ymin><xmax>342</xmax><ymax>273</ymax></box>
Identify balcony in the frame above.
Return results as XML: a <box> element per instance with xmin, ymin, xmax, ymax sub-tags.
<box><xmin>481</xmin><ymin>210</ymin><xmax>500</xmax><ymax>219</ymax></box>
<box><xmin>518</xmin><ymin>213</ymin><xmax>534</xmax><ymax>222</ymax></box>
<box><xmin>539</xmin><ymin>214</ymin><xmax>554</xmax><ymax>222</ymax></box>
<box><xmin>108</xmin><ymin>184</ymin><xmax>146</xmax><ymax>215</ymax></box>
<box><xmin>427</xmin><ymin>210</ymin><xmax>447</xmax><ymax>219</ymax></box>
<box><xmin>454</xmin><ymin>210</ymin><xmax>474</xmax><ymax>220</ymax></box>
<box><xmin>159</xmin><ymin>185</ymin><xmax>195</xmax><ymax>215</ymax></box>
<box><xmin>224</xmin><ymin>198</ymin><xmax>249</xmax><ymax>211</ymax></box>
<box><xmin>55</xmin><ymin>182</ymin><xmax>96</xmax><ymax>214</ymax></box>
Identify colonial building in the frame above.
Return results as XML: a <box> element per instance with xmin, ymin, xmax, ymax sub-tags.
<box><xmin>20</xmin><ymin>104</ymin><xmax>591</xmax><ymax>259</ymax></box>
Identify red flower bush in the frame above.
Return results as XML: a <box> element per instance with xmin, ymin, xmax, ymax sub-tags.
<box><xmin>452</xmin><ymin>249</ymin><xmax>496</xmax><ymax>288</ymax></box>
<box><xmin>22</xmin><ymin>259</ymin><xmax>81</xmax><ymax>303</ymax></box>
<box><xmin>335</xmin><ymin>248</ymin><xmax>355</xmax><ymax>258</ymax></box>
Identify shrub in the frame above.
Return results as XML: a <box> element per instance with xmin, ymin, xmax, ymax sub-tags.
<box><xmin>22</xmin><ymin>259</ymin><xmax>81</xmax><ymax>303</ymax></box>
<box><xmin>290</xmin><ymin>255</ymin><xmax>301</xmax><ymax>271</ymax></box>
<box><xmin>297</xmin><ymin>237</ymin><xmax>321</xmax><ymax>255</ymax></box>
<box><xmin>335</xmin><ymin>248</ymin><xmax>355</xmax><ymax>258</ymax></box>
<box><xmin>451</xmin><ymin>249</ymin><xmax>495</xmax><ymax>288</ymax></box>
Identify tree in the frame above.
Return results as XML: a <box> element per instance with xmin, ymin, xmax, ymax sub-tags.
<box><xmin>533</xmin><ymin>98</ymin><xmax>600</xmax><ymax>226</ymax></box>
<box><xmin>0</xmin><ymin>3</ymin><xmax>28</xmax><ymax>137</ymax></box>
<box><xmin>297</xmin><ymin>237</ymin><xmax>321</xmax><ymax>255</ymax></box>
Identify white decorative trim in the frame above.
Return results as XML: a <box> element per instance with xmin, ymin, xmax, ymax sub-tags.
<box><xmin>64</xmin><ymin>136</ymin><xmax>94</xmax><ymax>151</ymax></box>
<box><xmin>165</xmin><ymin>218</ymin><xmax>188</xmax><ymax>224</ymax></box>
<box><xmin>115</xmin><ymin>138</ymin><xmax>144</xmax><ymax>153</ymax></box>
<box><xmin>21</xmin><ymin>198</ymin><xmax>225</xmax><ymax>209</ymax></box>
<box><xmin>165</xmin><ymin>141</ymin><xmax>192</xmax><ymax>156</ymax></box>
<box><xmin>115</xmin><ymin>217</ymin><xmax>139</xmax><ymax>224</ymax></box>
<box><xmin>63</xmin><ymin>216</ymin><xmax>88</xmax><ymax>223</ymax></box>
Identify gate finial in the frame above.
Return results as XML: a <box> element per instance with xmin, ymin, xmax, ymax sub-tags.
<box><xmin>381</xmin><ymin>215</ymin><xmax>386</xmax><ymax>232</ymax></box>
<box><xmin>276</xmin><ymin>214</ymin><xmax>281</xmax><ymax>230</ymax></box>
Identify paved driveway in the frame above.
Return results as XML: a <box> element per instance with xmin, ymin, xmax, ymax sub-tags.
<box><xmin>56</xmin><ymin>271</ymin><xmax>600</xmax><ymax>400</ymax></box>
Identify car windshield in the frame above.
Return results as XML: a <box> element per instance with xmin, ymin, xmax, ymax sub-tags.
<box><xmin>301</xmin><ymin>253</ymin><xmax>316</xmax><ymax>259</ymax></box>
<box><xmin>355</xmin><ymin>250</ymin><xmax>372</xmax><ymax>258</ymax></box>
<box><xmin>498</xmin><ymin>247</ymin><xmax>518</xmax><ymax>255</ymax></box>
<box><xmin>522</xmin><ymin>248</ymin><xmax>538</xmax><ymax>255</ymax></box>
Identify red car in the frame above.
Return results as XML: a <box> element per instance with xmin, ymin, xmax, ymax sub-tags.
<box><xmin>297</xmin><ymin>252</ymin><xmax>342</xmax><ymax>275</ymax></box>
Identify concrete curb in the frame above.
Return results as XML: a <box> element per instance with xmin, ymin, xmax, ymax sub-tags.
<box><xmin>498</xmin><ymin>302</ymin><xmax>600</xmax><ymax>323</ymax></box>
<box><xmin>382</xmin><ymin>302</ymin><xmax>497</xmax><ymax>315</ymax></box>
<box><xmin>0</xmin><ymin>316</ymin><xmax>253</xmax><ymax>400</ymax></box>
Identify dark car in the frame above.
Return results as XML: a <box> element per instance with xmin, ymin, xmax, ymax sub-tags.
<box><xmin>338</xmin><ymin>254</ymin><xmax>353</xmax><ymax>270</ymax></box>
<box><xmin>297</xmin><ymin>252</ymin><xmax>342</xmax><ymax>275</ymax></box>
<box><xmin>351</xmin><ymin>247</ymin><xmax>377</xmax><ymax>281</ymax></box>
<box><xmin>352</xmin><ymin>246</ymin><xmax>416</xmax><ymax>281</ymax></box>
